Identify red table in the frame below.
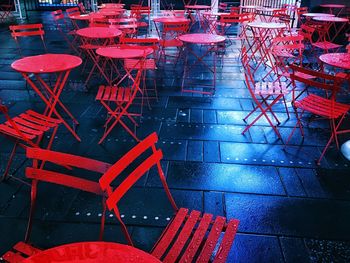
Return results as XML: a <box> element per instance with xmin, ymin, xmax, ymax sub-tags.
<box><xmin>313</xmin><ymin>16</ymin><xmax>349</xmax><ymax>42</ymax></box>
<box><xmin>77</xmin><ymin>27</ymin><xmax>122</xmax><ymax>85</ymax></box>
<box><xmin>153</xmin><ymin>17</ymin><xmax>190</xmax><ymax>38</ymax></box>
<box><xmin>319</xmin><ymin>52</ymin><xmax>350</xmax><ymax>161</ymax></box>
<box><xmin>185</xmin><ymin>5</ymin><xmax>211</xmax><ymax>30</ymax></box>
<box><xmin>247</xmin><ymin>22</ymin><xmax>286</xmax><ymax>76</ymax></box>
<box><xmin>179</xmin><ymin>33</ymin><xmax>226</xmax><ymax>95</ymax></box>
<box><xmin>69</xmin><ymin>13</ymin><xmax>105</xmax><ymax>29</ymax></box>
<box><xmin>11</xmin><ymin>54</ymin><xmax>82</xmax><ymax>141</ymax></box>
<box><xmin>22</xmin><ymin>242</ymin><xmax>161</xmax><ymax>262</ymax></box>
<box><xmin>320</xmin><ymin>4</ymin><xmax>346</xmax><ymax>15</ymax></box>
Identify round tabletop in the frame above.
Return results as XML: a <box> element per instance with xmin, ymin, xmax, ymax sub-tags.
<box><xmin>11</xmin><ymin>54</ymin><xmax>82</xmax><ymax>74</ymax></box>
<box><xmin>302</xmin><ymin>12</ymin><xmax>335</xmax><ymax>17</ymax></box>
<box><xmin>153</xmin><ymin>17</ymin><xmax>190</xmax><ymax>23</ymax></box>
<box><xmin>96</xmin><ymin>46</ymin><xmax>153</xmax><ymax>59</ymax></box>
<box><xmin>22</xmin><ymin>242</ymin><xmax>161</xmax><ymax>263</ymax></box>
<box><xmin>319</xmin><ymin>53</ymin><xmax>350</xmax><ymax>70</ymax></box>
<box><xmin>202</xmin><ymin>11</ymin><xmax>229</xmax><ymax>16</ymax></box>
<box><xmin>256</xmin><ymin>7</ymin><xmax>281</xmax><ymax>12</ymax></box>
<box><xmin>248</xmin><ymin>22</ymin><xmax>286</xmax><ymax>29</ymax></box>
<box><xmin>179</xmin><ymin>33</ymin><xmax>226</xmax><ymax>44</ymax></box>
<box><xmin>99</xmin><ymin>3</ymin><xmax>125</xmax><ymax>9</ymax></box>
<box><xmin>70</xmin><ymin>13</ymin><xmax>105</xmax><ymax>21</ymax></box>
<box><xmin>76</xmin><ymin>27</ymin><xmax>122</xmax><ymax>39</ymax></box>
<box><xmin>97</xmin><ymin>9</ymin><xmax>125</xmax><ymax>16</ymax></box>
<box><xmin>184</xmin><ymin>5</ymin><xmax>211</xmax><ymax>10</ymax></box>
<box><xmin>313</xmin><ymin>16</ymin><xmax>349</xmax><ymax>22</ymax></box>
<box><xmin>320</xmin><ymin>4</ymin><xmax>346</xmax><ymax>8</ymax></box>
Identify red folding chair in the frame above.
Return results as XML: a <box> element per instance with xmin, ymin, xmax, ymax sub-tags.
<box><xmin>9</xmin><ymin>24</ymin><xmax>47</xmax><ymax>57</ymax></box>
<box><xmin>1</xmin><ymin>242</ymin><xmax>41</xmax><ymax>262</ymax></box>
<box><xmin>66</xmin><ymin>7</ymin><xmax>81</xmax><ymax>29</ymax></box>
<box><xmin>0</xmin><ymin>0</ymin><xmax>13</xmax><ymax>22</ymax></box>
<box><xmin>159</xmin><ymin>20</ymin><xmax>190</xmax><ymax>65</ymax></box>
<box><xmin>241</xmin><ymin>48</ymin><xmax>289</xmax><ymax>141</ymax></box>
<box><xmin>0</xmin><ymin>104</ymin><xmax>62</xmax><ymax>183</ymax></box>
<box><xmin>218</xmin><ymin>2</ymin><xmax>228</xmax><ymax>12</ymax></box>
<box><xmin>120</xmin><ymin>37</ymin><xmax>160</xmax><ymax>115</ymax></box>
<box><xmin>99</xmin><ymin>132</ymin><xmax>240</xmax><ymax>262</ymax></box>
<box><xmin>51</xmin><ymin>10</ymin><xmax>80</xmax><ymax>54</ymax></box>
<box><xmin>23</xmin><ymin>147</ymin><xmax>111</xmax><ymax>243</ymax></box>
<box><xmin>286</xmin><ymin>64</ymin><xmax>350</xmax><ymax>165</ymax></box>
<box><xmin>95</xmin><ymin>60</ymin><xmax>143</xmax><ymax>143</ymax></box>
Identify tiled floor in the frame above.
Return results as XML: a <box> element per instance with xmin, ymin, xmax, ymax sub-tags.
<box><xmin>1</xmin><ymin>11</ymin><xmax>350</xmax><ymax>262</ymax></box>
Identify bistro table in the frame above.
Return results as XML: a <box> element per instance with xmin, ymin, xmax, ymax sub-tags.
<box><xmin>319</xmin><ymin>52</ymin><xmax>350</xmax><ymax>161</ymax></box>
<box><xmin>69</xmin><ymin>13</ymin><xmax>105</xmax><ymax>29</ymax></box>
<box><xmin>185</xmin><ymin>5</ymin><xmax>211</xmax><ymax>30</ymax></box>
<box><xmin>77</xmin><ymin>27</ymin><xmax>122</xmax><ymax>85</ymax></box>
<box><xmin>320</xmin><ymin>4</ymin><xmax>346</xmax><ymax>15</ymax></box>
<box><xmin>313</xmin><ymin>16</ymin><xmax>349</xmax><ymax>42</ymax></box>
<box><xmin>247</xmin><ymin>22</ymin><xmax>286</xmax><ymax>75</ymax></box>
<box><xmin>11</xmin><ymin>54</ymin><xmax>82</xmax><ymax>141</ymax></box>
<box><xmin>179</xmin><ymin>33</ymin><xmax>226</xmax><ymax>95</ymax></box>
<box><xmin>22</xmin><ymin>242</ymin><xmax>161</xmax><ymax>262</ymax></box>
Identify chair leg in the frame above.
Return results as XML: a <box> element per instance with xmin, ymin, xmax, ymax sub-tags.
<box><xmin>25</xmin><ymin>180</ymin><xmax>38</xmax><ymax>243</ymax></box>
<box><xmin>99</xmin><ymin>196</ymin><xmax>107</xmax><ymax>241</ymax></box>
<box><xmin>1</xmin><ymin>142</ymin><xmax>18</xmax><ymax>182</ymax></box>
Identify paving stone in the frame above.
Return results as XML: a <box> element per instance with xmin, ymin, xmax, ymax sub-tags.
<box><xmin>225</xmin><ymin>193</ymin><xmax>350</xmax><ymax>239</ymax></box>
<box><xmin>167</xmin><ymin>162</ymin><xmax>285</xmax><ymax>195</ymax></box>
<box><xmin>280</xmin><ymin>237</ymin><xmax>311</xmax><ymax>263</ymax></box>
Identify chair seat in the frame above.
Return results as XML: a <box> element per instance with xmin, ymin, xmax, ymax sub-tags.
<box><xmin>272</xmin><ymin>49</ymin><xmax>296</xmax><ymax>58</ymax></box>
<box><xmin>281</xmin><ymin>71</ymin><xmax>316</xmax><ymax>79</ymax></box>
<box><xmin>124</xmin><ymin>58</ymin><xmax>156</xmax><ymax>70</ymax></box>
<box><xmin>312</xmin><ymin>41</ymin><xmax>342</xmax><ymax>50</ymax></box>
<box><xmin>152</xmin><ymin>207</ymin><xmax>239</xmax><ymax>263</ymax></box>
<box><xmin>96</xmin><ymin>85</ymin><xmax>133</xmax><ymax>102</ymax></box>
<box><xmin>335</xmin><ymin>72</ymin><xmax>349</xmax><ymax>79</ymax></box>
<box><xmin>1</xmin><ymin>242</ymin><xmax>41</xmax><ymax>262</ymax></box>
<box><xmin>0</xmin><ymin>110</ymin><xmax>61</xmax><ymax>141</ymax></box>
<box><xmin>161</xmin><ymin>39</ymin><xmax>183</xmax><ymax>47</ymax></box>
<box><xmin>255</xmin><ymin>82</ymin><xmax>288</xmax><ymax>95</ymax></box>
<box><xmin>295</xmin><ymin>94</ymin><xmax>350</xmax><ymax>119</ymax></box>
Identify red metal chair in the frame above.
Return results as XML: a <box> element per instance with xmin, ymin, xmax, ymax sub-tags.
<box><xmin>1</xmin><ymin>242</ymin><xmax>41</xmax><ymax>262</ymax></box>
<box><xmin>9</xmin><ymin>24</ymin><xmax>47</xmax><ymax>57</ymax></box>
<box><xmin>23</xmin><ymin>147</ymin><xmax>111</xmax><ymax>243</ymax></box>
<box><xmin>286</xmin><ymin>64</ymin><xmax>350</xmax><ymax>165</ymax></box>
<box><xmin>95</xmin><ymin>60</ymin><xmax>143</xmax><ymax>143</ymax></box>
<box><xmin>99</xmin><ymin>132</ymin><xmax>240</xmax><ymax>262</ymax></box>
<box><xmin>51</xmin><ymin>9</ymin><xmax>79</xmax><ymax>54</ymax></box>
<box><xmin>241</xmin><ymin>48</ymin><xmax>289</xmax><ymax>141</ymax></box>
<box><xmin>0</xmin><ymin>104</ymin><xmax>62</xmax><ymax>183</ymax></box>
<box><xmin>0</xmin><ymin>0</ymin><xmax>13</xmax><ymax>22</ymax></box>
<box><xmin>159</xmin><ymin>20</ymin><xmax>190</xmax><ymax>65</ymax></box>
<box><xmin>120</xmin><ymin>37</ymin><xmax>160</xmax><ymax>115</ymax></box>
<box><xmin>218</xmin><ymin>2</ymin><xmax>228</xmax><ymax>13</ymax></box>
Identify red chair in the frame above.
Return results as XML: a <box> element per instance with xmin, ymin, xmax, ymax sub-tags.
<box><xmin>95</xmin><ymin>59</ymin><xmax>143</xmax><ymax>143</ymax></box>
<box><xmin>99</xmin><ymin>132</ymin><xmax>240</xmax><ymax>262</ymax></box>
<box><xmin>241</xmin><ymin>48</ymin><xmax>289</xmax><ymax>141</ymax></box>
<box><xmin>120</xmin><ymin>37</ymin><xmax>160</xmax><ymax>115</ymax></box>
<box><xmin>218</xmin><ymin>2</ymin><xmax>228</xmax><ymax>13</ymax></box>
<box><xmin>51</xmin><ymin>10</ymin><xmax>79</xmax><ymax>54</ymax></box>
<box><xmin>0</xmin><ymin>0</ymin><xmax>13</xmax><ymax>22</ymax></box>
<box><xmin>159</xmin><ymin>20</ymin><xmax>190</xmax><ymax>64</ymax></box>
<box><xmin>9</xmin><ymin>24</ymin><xmax>47</xmax><ymax>57</ymax></box>
<box><xmin>0</xmin><ymin>104</ymin><xmax>62</xmax><ymax>183</ymax></box>
<box><xmin>23</xmin><ymin>147</ymin><xmax>111</xmax><ymax>243</ymax></box>
<box><xmin>286</xmin><ymin>64</ymin><xmax>350</xmax><ymax>165</ymax></box>
<box><xmin>1</xmin><ymin>242</ymin><xmax>41</xmax><ymax>262</ymax></box>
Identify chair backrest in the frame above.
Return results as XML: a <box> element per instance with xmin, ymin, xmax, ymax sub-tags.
<box><xmin>9</xmin><ymin>24</ymin><xmax>47</xmax><ymax>56</ymax></box>
<box><xmin>78</xmin><ymin>2</ymin><xmax>86</xmax><ymax>14</ymax></box>
<box><xmin>218</xmin><ymin>2</ymin><xmax>228</xmax><ymax>12</ymax></box>
<box><xmin>289</xmin><ymin>64</ymin><xmax>342</xmax><ymax>99</ymax></box>
<box><xmin>230</xmin><ymin>6</ymin><xmax>240</xmax><ymax>14</ymax></box>
<box><xmin>89</xmin><ymin>17</ymin><xmax>110</xmax><ymax>27</ymax></box>
<box><xmin>120</xmin><ymin>37</ymin><xmax>159</xmax><ymax>51</ymax></box>
<box><xmin>52</xmin><ymin>9</ymin><xmax>64</xmax><ymax>21</ymax></box>
<box><xmin>66</xmin><ymin>7</ymin><xmax>80</xmax><ymax>17</ymax></box>
<box><xmin>99</xmin><ymin>132</ymin><xmax>178</xmax><ymax>245</ymax></box>
<box><xmin>25</xmin><ymin>147</ymin><xmax>111</xmax><ymax>193</ymax></box>
<box><xmin>220</xmin><ymin>12</ymin><xmax>254</xmax><ymax>24</ymax></box>
<box><xmin>299</xmin><ymin>24</ymin><xmax>315</xmax><ymax>43</ymax></box>
<box><xmin>130</xmin><ymin>5</ymin><xmax>150</xmax><ymax>19</ymax></box>
<box><xmin>162</xmin><ymin>20</ymin><xmax>190</xmax><ymax>35</ymax></box>
<box><xmin>271</xmin><ymin>35</ymin><xmax>305</xmax><ymax>54</ymax></box>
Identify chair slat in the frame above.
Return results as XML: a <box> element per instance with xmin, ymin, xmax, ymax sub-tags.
<box><xmin>26</xmin><ymin>167</ymin><xmax>104</xmax><ymax>195</ymax></box>
<box><xmin>13</xmin><ymin>241</ymin><xmax>41</xmax><ymax>256</ymax></box>
<box><xmin>2</xmin><ymin>251</ymin><xmax>25</xmax><ymax>262</ymax></box>
<box><xmin>164</xmin><ymin>210</ymin><xmax>201</xmax><ymax>263</ymax></box>
<box><xmin>96</xmin><ymin>86</ymin><xmax>105</xmax><ymax>100</ymax></box>
<box><xmin>196</xmin><ymin>216</ymin><xmax>226</xmax><ymax>262</ymax></box>
<box><xmin>179</xmin><ymin>213</ymin><xmax>213</xmax><ymax>263</ymax></box>
<box><xmin>152</xmin><ymin>208</ymin><xmax>189</xmax><ymax>259</ymax></box>
<box><xmin>213</xmin><ymin>219</ymin><xmax>239</xmax><ymax>263</ymax></box>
